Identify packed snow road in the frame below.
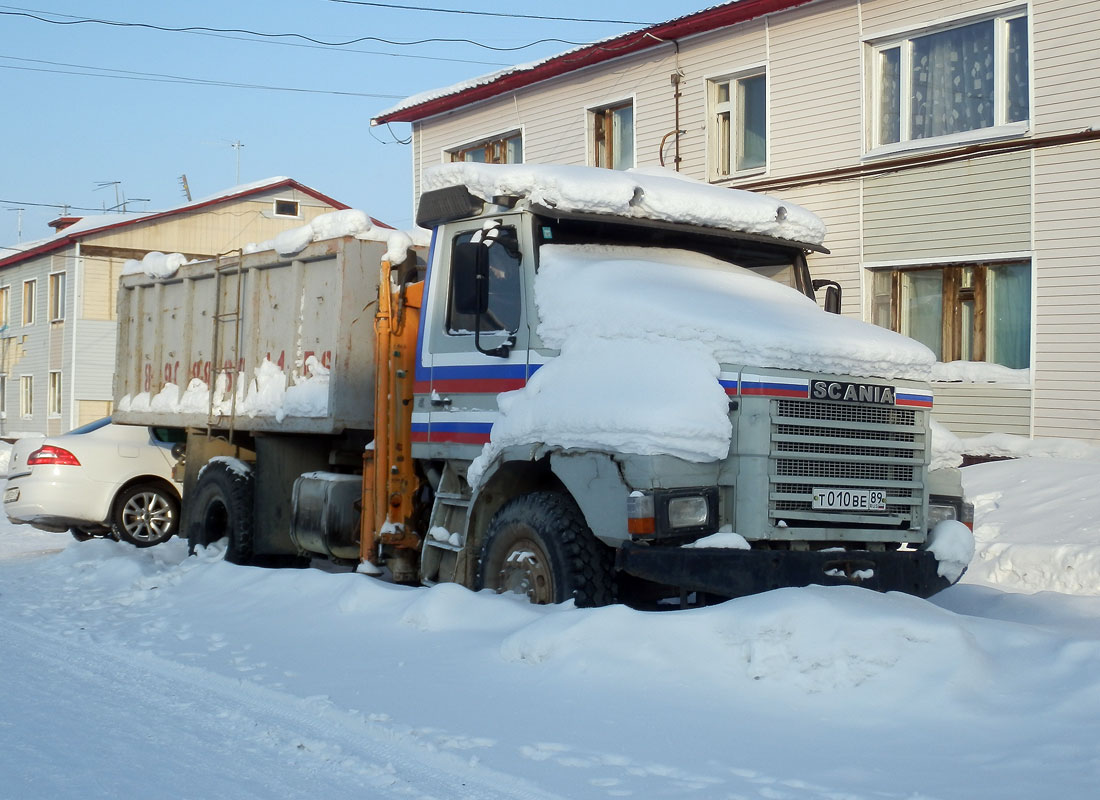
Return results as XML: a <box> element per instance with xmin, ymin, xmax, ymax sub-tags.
<box><xmin>2</xmin><ymin>456</ymin><xmax>1099</xmax><ymax>799</ymax></box>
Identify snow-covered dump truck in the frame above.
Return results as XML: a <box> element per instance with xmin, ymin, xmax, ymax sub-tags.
<box><xmin>113</xmin><ymin>164</ymin><xmax>973</xmax><ymax>606</ymax></box>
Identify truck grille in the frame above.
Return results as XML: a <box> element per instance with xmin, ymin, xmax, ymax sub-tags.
<box><xmin>769</xmin><ymin>398</ymin><xmax>927</xmax><ymax>529</ymax></box>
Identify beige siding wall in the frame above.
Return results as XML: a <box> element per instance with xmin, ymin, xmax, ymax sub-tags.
<box><xmin>1033</xmin><ymin>0</ymin><xmax>1100</xmax><ymax>134</ymax></box>
<box><xmin>931</xmin><ymin>384</ymin><xmax>1031</xmax><ymax>437</ymax></box>
<box><xmin>1033</xmin><ymin>139</ymin><xmax>1100</xmax><ymax>442</ymax></box>
<box><xmin>863</xmin><ymin>151</ymin><xmax>1032</xmax><ymax>261</ymax></box>
<box><xmin>77</xmin><ymin>400</ymin><xmax>111</xmax><ymax>426</ymax></box>
<box><xmin>90</xmin><ymin>189</ymin><xmax>340</xmax><ymax>257</ymax></box>
<box><xmin>81</xmin><ymin>256</ymin><xmax>124</xmax><ymax>321</ymax></box>
<box><xmin>768</xmin><ymin>0</ymin><xmax>862</xmax><ymax>178</ymax></box>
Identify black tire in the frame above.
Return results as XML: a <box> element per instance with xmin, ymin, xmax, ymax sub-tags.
<box><xmin>111</xmin><ymin>483</ymin><xmax>180</xmax><ymax>548</ymax></box>
<box><xmin>476</xmin><ymin>491</ymin><xmax>614</xmax><ymax>607</ymax></box>
<box><xmin>185</xmin><ymin>460</ymin><xmax>254</xmax><ymax>564</ymax></box>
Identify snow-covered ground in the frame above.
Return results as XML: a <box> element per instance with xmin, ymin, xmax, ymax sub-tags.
<box><xmin>2</xmin><ymin>455</ymin><xmax>1099</xmax><ymax>799</ymax></box>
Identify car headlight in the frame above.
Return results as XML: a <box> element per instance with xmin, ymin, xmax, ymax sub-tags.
<box><xmin>927</xmin><ymin>502</ymin><xmax>958</xmax><ymax>527</ymax></box>
<box><xmin>627</xmin><ymin>488</ymin><xmax>719</xmax><ymax>539</ymax></box>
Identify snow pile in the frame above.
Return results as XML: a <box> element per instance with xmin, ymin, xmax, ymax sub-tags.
<box><xmin>932</xmin><ymin>419</ymin><xmax>1100</xmax><ymax>468</ymax></box>
<box><xmin>470</xmin><ymin>245</ymin><xmax>933</xmax><ymax>485</ymax></box>
<box><xmin>117</xmin><ymin>356</ymin><xmax>330</xmax><ymax>422</ymax></box>
<box><xmin>932</xmin><ymin>360</ymin><xmax>1030</xmax><ymax>385</ymax></box>
<box><xmin>240</xmin><ymin>209</ymin><xmax>427</xmax><ymax>266</ymax></box>
<box><xmin>682</xmin><ymin>530</ymin><xmax>751</xmax><ymax>549</ymax></box>
<box><xmin>121</xmin><ymin>251</ymin><xmax>188</xmax><ymax>278</ymax></box>
<box><xmin>423</xmin><ymin>162</ymin><xmax>827</xmax><ymax>246</ymax></box>
<box><xmin>961</xmin><ymin>457</ymin><xmax>1100</xmax><ymax>595</ymax></box>
<box><xmin>927</xmin><ymin>520</ymin><xmax>976</xmax><ymax>582</ymax></box>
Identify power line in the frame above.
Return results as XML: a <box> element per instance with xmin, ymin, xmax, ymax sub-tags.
<box><xmin>0</xmin><ymin>56</ymin><xmax>405</xmax><ymax>98</ymax></box>
<box><xmin>325</xmin><ymin>0</ymin><xmax>654</xmax><ymax>25</ymax></box>
<box><xmin>0</xmin><ymin>8</ymin><xmax>595</xmax><ymax>52</ymax></box>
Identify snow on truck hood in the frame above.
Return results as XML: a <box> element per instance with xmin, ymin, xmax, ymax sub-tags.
<box><xmin>468</xmin><ymin>245</ymin><xmax>934</xmax><ymax>485</ymax></box>
<box><xmin>423</xmin><ymin>162</ymin><xmax>827</xmax><ymax>248</ymax></box>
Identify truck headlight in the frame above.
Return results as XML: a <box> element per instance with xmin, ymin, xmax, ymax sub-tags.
<box><xmin>667</xmin><ymin>496</ymin><xmax>711</xmax><ymax>528</ymax></box>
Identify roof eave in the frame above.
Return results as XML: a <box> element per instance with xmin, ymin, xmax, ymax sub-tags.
<box><xmin>373</xmin><ymin>0</ymin><xmax>816</xmax><ymax>125</ymax></box>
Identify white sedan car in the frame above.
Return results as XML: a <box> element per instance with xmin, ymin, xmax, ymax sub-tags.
<box><xmin>4</xmin><ymin>418</ymin><xmax>184</xmax><ymax>547</ymax></box>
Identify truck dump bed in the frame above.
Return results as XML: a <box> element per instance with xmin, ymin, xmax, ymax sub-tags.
<box><xmin>113</xmin><ymin>236</ymin><xmax>385</xmax><ymax>435</ymax></box>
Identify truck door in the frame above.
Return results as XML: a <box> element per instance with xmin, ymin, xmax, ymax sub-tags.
<box><xmin>419</xmin><ymin>218</ymin><xmax>532</xmax><ymax>459</ymax></box>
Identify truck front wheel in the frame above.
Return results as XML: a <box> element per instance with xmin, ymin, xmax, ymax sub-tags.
<box><xmin>186</xmin><ymin>460</ymin><xmax>254</xmax><ymax>565</ymax></box>
<box><xmin>476</xmin><ymin>492</ymin><xmax>614</xmax><ymax>607</ymax></box>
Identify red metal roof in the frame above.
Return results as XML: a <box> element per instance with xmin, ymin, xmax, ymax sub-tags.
<box><xmin>373</xmin><ymin>0</ymin><xmax>816</xmax><ymax>125</ymax></box>
<box><xmin>0</xmin><ymin>178</ymin><xmax>361</xmax><ymax>270</ymax></box>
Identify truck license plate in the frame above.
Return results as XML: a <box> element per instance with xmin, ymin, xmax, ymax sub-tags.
<box><xmin>4</xmin><ymin>487</ymin><xmax>19</xmax><ymax>503</ymax></box>
<box><xmin>812</xmin><ymin>488</ymin><xmax>886</xmax><ymax>512</ymax></box>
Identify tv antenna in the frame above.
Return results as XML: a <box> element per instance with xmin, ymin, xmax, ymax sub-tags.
<box><xmin>5</xmin><ymin>207</ymin><xmax>24</xmax><ymax>242</ymax></box>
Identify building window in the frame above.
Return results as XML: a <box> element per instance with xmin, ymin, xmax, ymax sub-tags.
<box><xmin>273</xmin><ymin>199</ymin><xmax>300</xmax><ymax>217</ymax></box>
<box><xmin>48</xmin><ymin>371</ymin><xmax>62</xmax><ymax>417</ymax></box>
<box><xmin>448</xmin><ymin>131</ymin><xmax>523</xmax><ymax>164</ymax></box>
<box><xmin>0</xmin><ymin>375</ymin><xmax>6</xmax><ymax>419</ymax></box>
<box><xmin>22</xmin><ymin>280</ymin><xmax>36</xmax><ymax>326</ymax></box>
<box><xmin>591</xmin><ymin>102</ymin><xmax>634</xmax><ymax>170</ymax></box>
<box><xmin>711</xmin><ymin>71</ymin><xmax>767</xmax><ymax>176</ymax></box>
<box><xmin>0</xmin><ymin>286</ymin><xmax>8</xmax><ymax>329</ymax></box>
<box><xmin>49</xmin><ymin>272</ymin><xmax>66</xmax><ymax>322</ymax></box>
<box><xmin>20</xmin><ymin>375</ymin><xmax>32</xmax><ymax>419</ymax></box>
<box><xmin>871</xmin><ymin>261</ymin><xmax>1031</xmax><ymax>368</ymax></box>
<box><xmin>872</xmin><ymin>10</ymin><xmax>1028</xmax><ymax>148</ymax></box>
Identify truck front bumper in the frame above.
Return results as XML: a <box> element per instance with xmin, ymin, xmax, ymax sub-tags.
<box><xmin>615</xmin><ymin>542</ymin><xmax>952</xmax><ymax>600</ymax></box>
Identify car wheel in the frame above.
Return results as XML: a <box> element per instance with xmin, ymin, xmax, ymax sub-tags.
<box><xmin>112</xmin><ymin>483</ymin><xmax>180</xmax><ymax>548</ymax></box>
<box><xmin>476</xmin><ymin>492</ymin><xmax>614</xmax><ymax>607</ymax></box>
<box><xmin>185</xmin><ymin>460</ymin><xmax>254</xmax><ymax>565</ymax></box>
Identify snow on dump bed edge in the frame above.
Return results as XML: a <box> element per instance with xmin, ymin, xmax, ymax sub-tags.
<box><xmin>469</xmin><ymin>244</ymin><xmax>934</xmax><ymax>485</ymax></box>
<box><xmin>423</xmin><ymin>162</ymin><xmax>827</xmax><ymax>247</ymax></box>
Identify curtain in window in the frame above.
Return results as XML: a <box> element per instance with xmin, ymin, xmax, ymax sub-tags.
<box><xmin>988</xmin><ymin>263</ymin><xmax>1031</xmax><ymax>369</ymax></box>
<box><xmin>910</xmin><ymin>21</ymin><xmax>994</xmax><ymax>139</ymax></box>
<box><xmin>878</xmin><ymin>48</ymin><xmax>901</xmax><ymax>145</ymax></box>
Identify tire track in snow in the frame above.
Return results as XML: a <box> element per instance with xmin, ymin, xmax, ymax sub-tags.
<box><xmin>0</xmin><ymin>618</ymin><xmax>565</xmax><ymax>800</ymax></box>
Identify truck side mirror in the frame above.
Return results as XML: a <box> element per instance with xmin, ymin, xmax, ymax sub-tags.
<box><xmin>812</xmin><ymin>279</ymin><xmax>842</xmax><ymax>315</ymax></box>
<box><xmin>452</xmin><ymin>241</ymin><xmax>489</xmax><ymax>315</ymax></box>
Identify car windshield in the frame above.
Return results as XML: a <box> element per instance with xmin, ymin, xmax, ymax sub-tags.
<box><xmin>66</xmin><ymin>417</ymin><xmax>112</xmax><ymax>435</ymax></box>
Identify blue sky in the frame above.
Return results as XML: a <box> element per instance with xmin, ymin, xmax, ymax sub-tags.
<box><xmin>1</xmin><ymin>1</ymin><xmax>710</xmax><ymax>246</ymax></box>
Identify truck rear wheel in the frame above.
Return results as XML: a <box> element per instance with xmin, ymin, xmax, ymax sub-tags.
<box><xmin>476</xmin><ymin>491</ymin><xmax>614</xmax><ymax>607</ymax></box>
<box><xmin>186</xmin><ymin>460</ymin><xmax>254</xmax><ymax>565</ymax></box>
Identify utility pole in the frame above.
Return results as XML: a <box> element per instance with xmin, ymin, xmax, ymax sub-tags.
<box><xmin>5</xmin><ymin>207</ymin><xmax>24</xmax><ymax>242</ymax></box>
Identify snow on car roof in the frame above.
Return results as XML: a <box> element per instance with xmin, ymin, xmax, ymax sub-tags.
<box><xmin>423</xmin><ymin>163</ymin><xmax>827</xmax><ymax>248</ymax></box>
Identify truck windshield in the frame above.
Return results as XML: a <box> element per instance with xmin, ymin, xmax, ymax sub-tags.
<box><xmin>533</xmin><ymin>214</ymin><xmax>813</xmax><ymax>298</ymax></box>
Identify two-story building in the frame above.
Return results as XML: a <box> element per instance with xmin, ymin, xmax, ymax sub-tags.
<box><xmin>0</xmin><ymin>177</ymin><xmax>351</xmax><ymax>436</ymax></box>
<box><xmin>373</xmin><ymin>0</ymin><xmax>1100</xmax><ymax>443</ymax></box>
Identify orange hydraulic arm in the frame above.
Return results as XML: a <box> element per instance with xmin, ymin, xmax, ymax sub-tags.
<box><xmin>360</xmin><ymin>266</ymin><xmax>423</xmax><ymax>568</ymax></box>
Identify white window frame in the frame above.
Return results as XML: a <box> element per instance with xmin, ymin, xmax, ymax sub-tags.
<box><xmin>866</xmin><ymin>6</ymin><xmax>1029</xmax><ymax>158</ymax></box>
<box><xmin>273</xmin><ymin>199</ymin><xmax>301</xmax><ymax>218</ymax></box>
<box><xmin>0</xmin><ymin>285</ymin><xmax>9</xmax><ymax>329</ymax></box>
<box><xmin>707</xmin><ymin>66</ymin><xmax>768</xmax><ymax>180</ymax></box>
<box><xmin>444</xmin><ymin>127</ymin><xmax>524</xmax><ymax>164</ymax></box>
<box><xmin>22</xmin><ymin>279</ymin><xmax>36</xmax><ymax>326</ymax></box>
<box><xmin>48</xmin><ymin>370</ymin><xmax>62</xmax><ymax>417</ymax></box>
<box><xmin>587</xmin><ymin>97</ymin><xmax>636</xmax><ymax>171</ymax></box>
<box><xmin>19</xmin><ymin>375</ymin><xmax>32</xmax><ymax>419</ymax></box>
<box><xmin>0</xmin><ymin>374</ymin><xmax>7</xmax><ymax>419</ymax></box>
<box><xmin>48</xmin><ymin>271</ymin><xmax>66</xmax><ymax>322</ymax></box>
